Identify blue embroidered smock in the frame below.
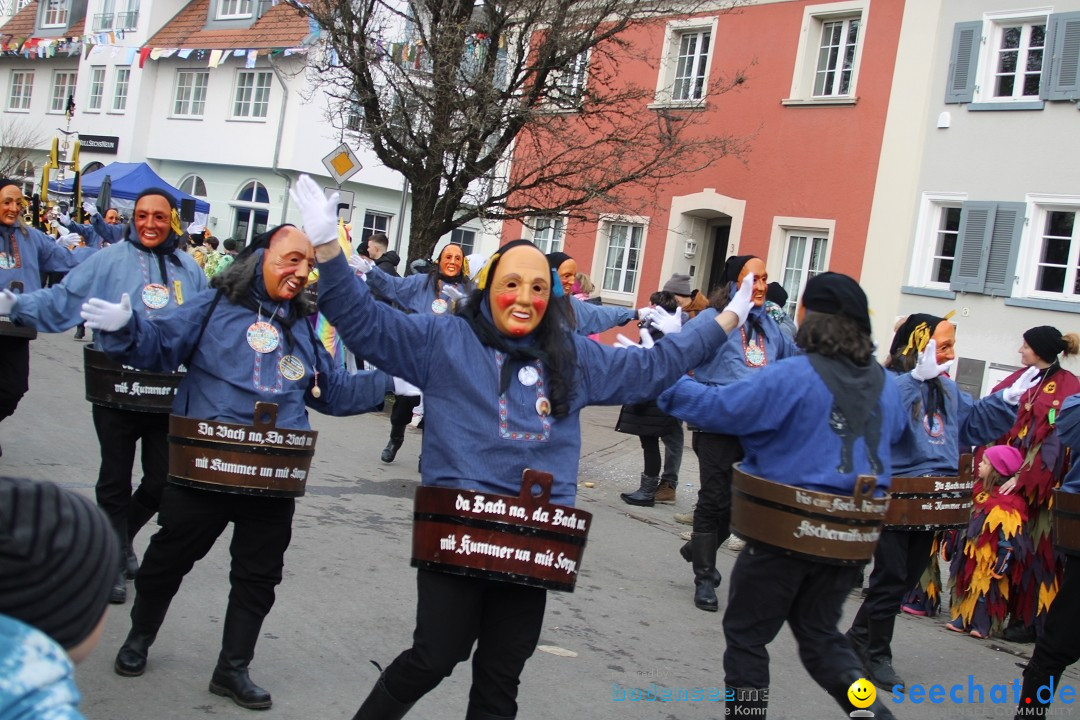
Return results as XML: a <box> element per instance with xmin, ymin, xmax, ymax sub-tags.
<box><xmin>363</xmin><ymin>266</ymin><xmax>469</xmax><ymax>316</ymax></box>
<box><xmin>0</xmin><ymin>225</ymin><xmax>96</xmax><ymax>294</ymax></box>
<box><xmin>316</xmin><ymin>252</ymin><xmax>731</xmax><ymax>506</ymax></box>
<box><xmin>685</xmin><ymin>306</ymin><xmax>800</xmax><ymax>386</ymax></box>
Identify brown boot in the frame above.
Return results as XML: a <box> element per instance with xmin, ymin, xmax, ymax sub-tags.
<box><xmin>653</xmin><ymin>481</ymin><xmax>676</xmax><ymax>504</ymax></box>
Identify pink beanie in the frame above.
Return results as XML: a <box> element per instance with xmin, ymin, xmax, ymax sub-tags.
<box><xmin>985</xmin><ymin>445</ymin><xmax>1024</xmax><ymax>478</ymax></box>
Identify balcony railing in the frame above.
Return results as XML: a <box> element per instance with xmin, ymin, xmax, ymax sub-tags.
<box><xmin>115</xmin><ymin>9</ymin><xmax>137</xmax><ymax>29</ymax></box>
<box><xmin>92</xmin><ymin>11</ymin><xmax>113</xmax><ymax>30</ymax></box>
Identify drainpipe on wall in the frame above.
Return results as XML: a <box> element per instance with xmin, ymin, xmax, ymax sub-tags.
<box><xmin>268</xmin><ymin>55</ymin><xmax>291</xmax><ymax>225</ymax></box>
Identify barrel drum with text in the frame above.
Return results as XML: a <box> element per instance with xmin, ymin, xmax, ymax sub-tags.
<box><xmin>731</xmin><ymin>463</ymin><xmax>888</xmax><ymax>565</ymax></box>
<box><xmin>1052</xmin><ymin>488</ymin><xmax>1080</xmax><ymax>556</ymax></box>
<box><xmin>883</xmin><ymin>453</ymin><xmax>975</xmax><ymax>530</ymax></box>
<box><xmin>83</xmin><ymin>345</ymin><xmax>183</xmax><ymax>412</ymax></box>
<box><xmin>167</xmin><ymin>402</ymin><xmax>316</xmax><ymax>497</ymax></box>
<box><xmin>411</xmin><ymin>469</ymin><xmax>592</xmax><ymax>592</ymax></box>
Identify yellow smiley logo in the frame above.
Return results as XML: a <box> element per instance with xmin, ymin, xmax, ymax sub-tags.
<box><xmin>848</xmin><ymin>678</ymin><xmax>876</xmax><ymax>709</ymax></box>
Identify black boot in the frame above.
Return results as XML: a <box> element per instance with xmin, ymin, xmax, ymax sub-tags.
<box><xmin>620</xmin><ymin>474</ymin><xmax>660</xmax><ymax>507</ymax></box>
<box><xmin>865</xmin><ymin>617</ymin><xmax>904</xmax><ymax>690</ymax></box>
<box><xmin>828</xmin><ymin>669</ymin><xmax>896</xmax><ymax>719</ymax></box>
<box><xmin>725</xmin><ymin>687</ymin><xmax>768</xmax><ymax>718</ymax></box>
<box><xmin>209</xmin><ymin>605</ymin><xmax>272</xmax><ymax>710</ymax></box>
<box><xmin>381</xmin><ymin>426</ymin><xmax>406</xmax><ymax>463</ymax></box>
<box><xmin>690</xmin><ymin>531</ymin><xmax>720</xmax><ymax>612</ymax></box>
<box><xmin>110</xmin><ymin>566</ymin><xmax>127</xmax><ymax>604</ymax></box>
<box><xmin>464</xmin><ymin>703</ymin><xmax>515</xmax><ymax>719</ymax></box>
<box><xmin>114</xmin><ymin>594</ymin><xmax>169</xmax><ymax>677</ymax></box>
<box><xmin>679</xmin><ymin>541</ymin><xmax>691</xmax><ymax>562</ymax></box>
<box><xmin>844</xmin><ymin>620</ymin><xmax>870</xmax><ymax>671</ymax></box>
<box><xmin>352</xmin><ymin>674</ymin><xmax>415</xmax><ymax>720</ymax></box>
<box><xmin>1015</xmin><ymin>660</ymin><xmax>1060</xmax><ymax>719</ymax></box>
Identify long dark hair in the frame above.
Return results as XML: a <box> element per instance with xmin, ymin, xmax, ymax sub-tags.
<box><xmin>795</xmin><ymin>312</ymin><xmax>874</xmax><ymax>366</ymax></box>
<box><xmin>426</xmin><ymin>243</ymin><xmax>469</xmax><ymax>297</ymax></box>
<box><xmin>211</xmin><ymin>225</ymin><xmax>315</xmax><ymax>317</ymax></box>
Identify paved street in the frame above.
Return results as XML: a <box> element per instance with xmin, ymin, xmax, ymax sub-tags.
<box><xmin>5</xmin><ymin>332</ymin><xmax>1076</xmax><ymax>720</ymax></box>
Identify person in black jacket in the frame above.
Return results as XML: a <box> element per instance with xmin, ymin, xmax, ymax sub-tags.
<box><xmin>365</xmin><ymin>233</ymin><xmax>401</xmax><ymax>277</ymax></box>
<box><xmin>617</xmin><ymin>290</ymin><xmax>685</xmax><ymax>507</ymax></box>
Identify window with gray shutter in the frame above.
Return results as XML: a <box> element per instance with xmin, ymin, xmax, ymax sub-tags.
<box><xmin>1044</xmin><ymin>12</ymin><xmax>1080</xmax><ymax>100</ymax></box>
<box><xmin>945</xmin><ymin>21</ymin><xmax>982</xmax><ymax>104</ymax></box>
<box><xmin>950</xmin><ymin>202</ymin><xmax>1026</xmax><ymax>295</ymax></box>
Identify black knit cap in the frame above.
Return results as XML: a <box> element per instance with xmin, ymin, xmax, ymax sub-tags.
<box><xmin>0</xmin><ymin>178</ymin><xmax>20</xmax><ymax>193</ymax></box>
<box><xmin>888</xmin><ymin>313</ymin><xmax>946</xmax><ymax>358</ymax></box>
<box><xmin>1024</xmin><ymin>325</ymin><xmax>1067</xmax><ymax>363</ymax></box>
<box><xmin>800</xmin><ymin>271</ymin><xmax>872</xmax><ymax>336</ymax></box>
<box><xmin>0</xmin><ymin>477</ymin><xmax>118</xmax><ymax>650</ymax></box>
<box><xmin>765</xmin><ymin>281</ymin><xmax>788</xmax><ymax>306</ymax></box>
<box><xmin>546</xmin><ymin>251</ymin><xmax>572</xmax><ymax>271</ymax></box>
<box><xmin>723</xmin><ymin>255</ymin><xmax>757</xmax><ymax>283</ymax></box>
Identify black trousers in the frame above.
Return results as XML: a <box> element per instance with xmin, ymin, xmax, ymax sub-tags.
<box><xmin>723</xmin><ymin>545</ymin><xmax>863</xmax><ymax>690</ymax></box>
<box><xmin>389</xmin><ymin>394</ymin><xmax>423</xmax><ymax>442</ymax></box>
<box><xmin>133</xmin><ymin>484</ymin><xmax>294</xmax><ymax>641</ymax></box>
<box><xmin>1029</xmin><ymin>555</ymin><xmax>1080</xmax><ymax>676</ymax></box>
<box><xmin>92</xmin><ymin>404</ymin><xmax>169</xmax><ymax>544</ymax></box>
<box><xmin>383</xmin><ymin>569</ymin><xmax>546</xmax><ymax>717</ymax></box>
<box><xmin>691</xmin><ymin>432</ymin><xmax>743</xmax><ymax>535</ymax></box>
<box><xmin>0</xmin><ymin>336</ymin><xmax>30</xmax><ymax>422</ymax></box>
<box><xmin>852</xmin><ymin>528</ymin><xmax>936</xmax><ymax>625</ymax></box>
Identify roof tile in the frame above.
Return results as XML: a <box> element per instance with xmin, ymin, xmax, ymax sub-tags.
<box><xmin>145</xmin><ymin>0</ymin><xmax>309</xmax><ymax>50</ymax></box>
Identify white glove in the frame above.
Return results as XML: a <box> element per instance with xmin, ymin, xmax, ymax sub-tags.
<box><xmin>393</xmin><ymin>376</ymin><xmax>421</xmax><ymax>397</ymax></box>
<box><xmin>613</xmin><ymin>328</ymin><xmax>655</xmax><ymax>350</ymax></box>
<box><xmin>649</xmin><ymin>306</ymin><xmax>683</xmax><ymax>336</ymax></box>
<box><xmin>82</xmin><ymin>201</ymin><xmax>98</xmax><ymax>217</ymax></box>
<box><xmin>636</xmin><ymin>306</ymin><xmax>653</xmax><ymax>321</ymax></box>
<box><xmin>58</xmin><ymin>212</ymin><xmax>72</xmax><ymax>226</ymax></box>
<box><xmin>348</xmin><ymin>253</ymin><xmax>374</xmax><ymax>274</ymax></box>
<box><xmin>56</xmin><ymin>232</ymin><xmax>81</xmax><ymax>249</ymax></box>
<box><xmin>1003</xmin><ymin>366</ymin><xmax>1041</xmax><ymax>406</ymax></box>
<box><xmin>80</xmin><ymin>293</ymin><xmax>132</xmax><ymax>332</ymax></box>
<box><xmin>289</xmin><ymin>174</ymin><xmax>340</xmax><ymax>247</ymax></box>
<box><xmin>0</xmin><ymin>289</ymin><xmax>17</xmax><ymax>316</ymax></box>
<box><xmin>910</xmin><ymin>339</ymin><xmax>954</xmax><ymax>382</ymax></box>
<box><xmin>722</xmin><ymin>273</ymin><xmax>755</xmax><ymax>327</ymax></box>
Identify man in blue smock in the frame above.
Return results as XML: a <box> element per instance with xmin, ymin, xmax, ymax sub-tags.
<box><xmin>0</xmin><ymin>179</ymin><xmax>97</xmax><ymax>440</ymax></box>
<box><xmin>2</xmin><ymin>188</ymin><xmax>208</xmax><ymax>606</ymax></box>
<box><xmin>659</xmin><ymin>272</ymin><xmax>905</xmax><ymax>719</ymax></box>
<box><xmin>82</xmin><ymin>200</ymin><xmax>125</xmax><ymax>245</ymax></box>
<box><xmin>82</xmin><ymin>224</ymin><xmax>393</xmax><ymax>711</ymax></box>
<box><xmin>292</xmin><ymin>173</ymin><xmax>755</xmax><ymax>720</ymax></box>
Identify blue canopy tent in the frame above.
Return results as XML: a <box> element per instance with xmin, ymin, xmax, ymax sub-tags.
<box><xmin>49</xmin><ymin>162</ymin><xmax>210</xmax><ymax>225</ymax></box>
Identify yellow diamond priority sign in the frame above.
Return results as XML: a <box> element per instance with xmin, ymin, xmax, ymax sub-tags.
<box><xmin>321</xmin><ymin>143</ymin><xmax>362</xmax><ymax>185</ymax></box>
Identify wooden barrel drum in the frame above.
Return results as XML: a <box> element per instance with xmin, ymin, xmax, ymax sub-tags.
<box><xmin>168</xmin><ymin>402</ymin><xmax>317</xmax><ymax>497</ymax></box>
<box><xmin>83</xmin><ymin>345</ymin><xmax>183</xmax><ymax>412</ymax></box>
<box><xmin>1052</xmin><ymin>488</ymin><xmax>1080</xmax><ymax>556</ymax></box>
<box><xmin>731</xmin><ymin>463</ymin><xmax>888</xmax><ymax>565</ymax></box>
<box><xmin>411</xmin><ymin>469</ymin><xmax>592</xmax><ymax>592</ymax></box>
<box><xmin>883</xmin><ymin>454</ymin><xmax>974</xmax><ymax>530</ymax></box>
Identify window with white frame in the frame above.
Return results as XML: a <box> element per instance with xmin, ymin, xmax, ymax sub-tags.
<box><xmin>232</xmin><ymin>180</ymin><xmax>269</xmax><ymax>246</ymax></box>
<box><xmin>547</xmin><ymin>51</ymin><xmax>589</xmax><ymax>108</ymax></box>
<box><xmin>531</xmin><ymin>216</ymin><xmax>564</xmax><ymax>254</ymax></box>
<box><xmin>785</xmin><ymin>2</ymin><xmax>866</xmax><ymax>103</ymax></box>
<box><xmin>979</xmin><ymin>16</ymin><xmax>1048</xmax><ymax>101</ymax></box>
<box><xmin>48</xmin><ymin>71</ymin><xmax>76</xmax><ymax>114</ymax></box>
<box><xmin>1031</xmin><ymin>207</ymin><xmax>1079</xmax><ymax>299</ymax></box>
<box><xmin>174</xmin><ymin>71</ymin><xmax>209</xmax><ymax>117</ymax></box>
<box><xmin>781</xmin><ymin>231</ymin><xmax>828</xmax><ymax>317</ymax></box>
<box><xmin>86</xmin><ymin>66</ymin><xmax>105</xmax><ymax>111</ymax></box>
<box><xmin>8</xmin><ymin>71</ymin><xmax>33</xmax><ymax>111</ymax></box>
<box><xmin>451</xmin><ymin>228</ymin><xmax>475</xmax><ymax>255</ymax></box>
<box><xmin>112</xmin><ymin>68</ymin><xmax>130</xmax><ymax>111</ymax></box>
<box><xmin>217</xmin><ymin>0</ymin><xmax>251</xmax><ymax>19</ymax></box>
<box><xmin>922</xmin><ymin>204</ymin><xmax>963</xmax><ymax>287</ymax></box>
<box><xmin>40</xmin><ymin>0</ymin><xmax>69</xmax><ymax>27</ymax></box>
<box><xmin>653</xmin><ymin>18</ymin><xmax>717</xmax><ymax>106</ymax></box>
<box><xmin>178</xmin><ymin>174</ymin><xmax>207</xmax><ymax>198</ymax></box>
<box><xmin>602</xmin><ymin>222</ymin><xmax>643</xmax><ymax>294</ymax></box>
<box><xmin>233</xmin><ymin>71</ymin><xmax>271</xmax><ymax>119</ymax></box>
<box><xmin>362</xmin><ymin>211</ymin><xmax>391</xmax><ymax>242</ymax></box>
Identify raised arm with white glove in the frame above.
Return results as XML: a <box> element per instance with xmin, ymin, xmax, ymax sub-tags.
<box><xmin>649</xmin><ymin>306</ymin><xmax>683</xmax><ymax>336</ymax></box>
<box><xmin>910</xmin><ymin>339</ymin><xmax>954</xmax><ymax>382</ymax></box>
<box><xmin>613</xmin><ymin>328</ymin><xmax>655</xmax><ymax>350</ymax></box>
<box><xmin>80</xmin><ymin>293</ymin><xmax>132</xmax><ymax>332</ymax></box>
<box><xmin>0</xmin><ymin>289</ymin><xmax>17</xmax><ymax>317</ymax></box>
<box><xmin>82</xmin><ymin>201</ymin><xmax>98</xmax><ymax>218</ymax></box>
<box><xmin>56</xmin><ymin>232</ymin><xmax>82</xmax><ymax>249</ymax></box>
<box><xmin>348</xmin><ymin>252</ymin><xmax>375</xmax><ymax>274</ymax></box>
<box><xmin>289</xmin><ymin>174</ymin><xmax>340</xmax><ymax>249</ymax></box>
<box><xmin>1002</xmin><ymin>365</ymin><xmax>1042</xmax><ymax>406</ymax></box>
<box><xmin>720</xmin><ymin>273</ymin><xmax>755</xmax><ymax>329</ymax></box>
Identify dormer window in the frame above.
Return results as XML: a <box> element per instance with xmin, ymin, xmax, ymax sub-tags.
<box><xmin>217</xmin><ymin>0</ymin><xmax>252</xmax><ymax>20</ymax></box>
<box><xmin>41</xmin><ymin>0</ymin><xmax>70</xmax><ymax>28</ymax></box>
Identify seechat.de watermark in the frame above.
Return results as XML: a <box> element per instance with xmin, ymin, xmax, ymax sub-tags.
<box><xmin>892</xmin><ymin>676</ymin><xmax>1075</xmax><ymax>714</ymax></box>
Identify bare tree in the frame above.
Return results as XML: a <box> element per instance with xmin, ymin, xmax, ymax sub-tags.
<box><xmin>0</xmin><ymin>117</ymin><xmax>45</xmax><ymax>180</ymax></box>
<box><xmin>298</xmin><ymin>0</ymin><xmax>750</xmax><ymax>262</ymax></box>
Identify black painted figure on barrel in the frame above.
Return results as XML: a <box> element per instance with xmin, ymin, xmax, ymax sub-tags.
<box><xmin>4</xmin><ymin>188</ymin><xmax>208</xmax><ymax>606</ymax></box>
<box><xmin>82</xmin><ymin>225</ymin><xmax>392</xmax><ymax>710</ymax></box>
<box><xmin>844</xmin><ymin>314</ymin><xmax>1025</xmax><ymax>691</ymax></box>
<box><xmin>659</xmin><ymin>272</ymin><xmax>906</xmax><ymax>719</ymax></box>
<box><xmin>292</xmin><ymin>173</ymin><xmax>754</xmax><ymax>720</ymax></box>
